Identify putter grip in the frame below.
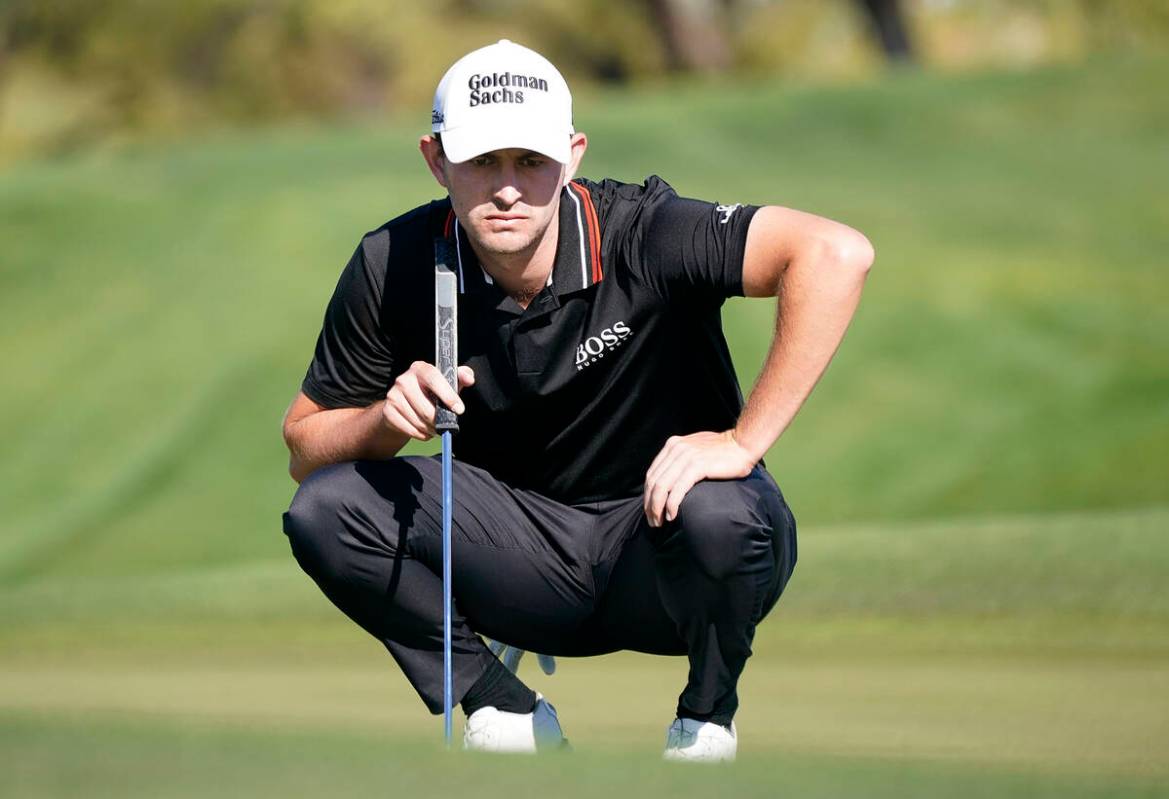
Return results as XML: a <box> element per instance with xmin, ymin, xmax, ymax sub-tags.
<box><xmin>434</xmin><ymin>242</ymin><xmax>459</xmax><ymax>433</ymax></box>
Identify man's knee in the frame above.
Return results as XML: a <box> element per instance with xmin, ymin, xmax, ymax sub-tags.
<box><xmin>667</xmin><ymin>474</ymin><xmax>787</xmax><ymax>582</ymax></box>
<box><xmin>283</xmin><ymin>457</ymin><xmax>435</xmax><ymax>585</ymax></box>
<box><xmin>283</xmin><ymin>462</ymin><xmax>362</xmax><ymax>584</ymax></box>
<box><xmin>285</xmin><ymin>463</ymin><xmax>350</xmax><ymax>530</ymax></box>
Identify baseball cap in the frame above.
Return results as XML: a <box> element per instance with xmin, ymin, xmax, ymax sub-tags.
<box><xmin>431</xmin><ymin>39</ymin><xmax>574</xmax><ymax>164</ymax></box>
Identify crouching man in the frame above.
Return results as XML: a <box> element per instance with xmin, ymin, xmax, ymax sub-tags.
<box><xmin>282</xmin><ymin>39</ymin><xmax>872</xmax><ymax>761</ymax></box>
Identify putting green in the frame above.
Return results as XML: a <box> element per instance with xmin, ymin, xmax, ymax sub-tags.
<box><xmin>2</xmin><ymin>507</ymin><xmax>1166</xmax><ymax>794</ymax></box>
<box><xmin>2</xmin><ymin>55</ymin><xmax>1167</xmax><ymax>798</ymax></box>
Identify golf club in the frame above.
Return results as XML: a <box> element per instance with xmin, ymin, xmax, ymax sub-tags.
<box><xmin>434</xmin><ymin>238</ymin><xmax>459</xmax><ymax>747</ymax></box>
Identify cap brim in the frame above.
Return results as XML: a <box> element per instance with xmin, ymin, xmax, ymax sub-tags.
<box><xmin>440</xmin><ymin>125</ymin><xmax>572</xmax><ymax>164</ymax></box>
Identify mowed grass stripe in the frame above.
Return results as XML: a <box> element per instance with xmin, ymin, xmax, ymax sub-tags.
<box><xmin>1</xmin><ymin>508</ymin><xmax>1166</xmax><ymax>778</ymax></box>
<box><xmin>3</xmin><ymin>506</ymin><xmax>1165</xmax><ymax>630</ymax></box>
<box><xmin>2</xmin><ymin>708</ymin><xmax>1166</xmax><ymax>798</ymax></box>
<box><xmin>6</xmin><ymin>715</ymin><xmax>1159</xmax><ymax>799</ymax></box>
<box><xmin>2</xmin><ymin>652</ymin><xmax>1166</xmax><ymax>778</ymax></box>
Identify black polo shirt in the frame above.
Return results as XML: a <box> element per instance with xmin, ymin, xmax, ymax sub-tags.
<box><xmin>302</xmin><ymin>176</ymin><xmax>759</xmax><ymax>505</ymax></box>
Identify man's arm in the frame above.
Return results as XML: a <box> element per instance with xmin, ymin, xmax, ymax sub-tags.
<box><xmin>643</xmin><ymin>205</ymin><xmax>873</xmax><ymax>526</ymax></box>
<box><xmin>283</xmin><ymin>393</ymin><xmax>408</xmax><ymax>484</ymax></box>
<box><xmin>283</xmin><ymin>364</ymin><xmax>475</xmax><ymax>484</ymax></box>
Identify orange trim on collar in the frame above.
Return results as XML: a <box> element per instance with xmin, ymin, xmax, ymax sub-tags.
<box><xmin>570</xmin><ymin>181</ymin><xmax>604</xmax><ymax>285</ymax></box>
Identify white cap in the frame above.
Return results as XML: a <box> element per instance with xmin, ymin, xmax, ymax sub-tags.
<box><xmin>431</xmin><ymin>40</ymin><xmax>574</xmax><ymax>164</ymax></box>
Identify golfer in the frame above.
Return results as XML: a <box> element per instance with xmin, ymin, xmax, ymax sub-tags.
<box><xmin>282</xmin><ymin>39</ymin><xmax>872</xmax><ymax>761</ymax></box>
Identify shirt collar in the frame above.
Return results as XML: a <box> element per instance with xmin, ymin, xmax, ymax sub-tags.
<box><xmin>444</xmin><ymin>181</ymin><xmax>604</xmax><ymax>312</ymax></box>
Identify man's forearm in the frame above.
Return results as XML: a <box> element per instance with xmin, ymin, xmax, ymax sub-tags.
<box><xmin>285</xmin><ymin>401</ymin><xmax>411</xmax><ymax>483</ymax></box>
<box><xmin>734</xmin><ymin>239</ymin><xmax>872</xmax><ymax>461</ymax></box>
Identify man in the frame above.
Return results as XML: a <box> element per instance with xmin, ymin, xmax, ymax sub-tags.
<box><xmin>282</xmin><ymin>39</ymin><xmax>872</xmax><ymax>761</ymax></box>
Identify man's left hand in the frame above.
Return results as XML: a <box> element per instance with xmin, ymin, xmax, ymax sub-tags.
<box><xmin>643</xmin><ymin>430</ymin><xmax>756</xmax><ymax>527</ymax></box>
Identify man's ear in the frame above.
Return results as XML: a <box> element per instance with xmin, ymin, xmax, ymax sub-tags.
<box><xmin>561</xmin><ymin>132</ymin><xmax>588</xmax><ymax>185</ymax></box>
<box><xmin>420</xmin><ymin>135</ymin><xmax>449</xmax><ymax>188</ymax></box>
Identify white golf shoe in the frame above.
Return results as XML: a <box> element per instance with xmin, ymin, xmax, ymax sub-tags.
<box><xmin>463</xmin><ymin>694</ymin><xmax>568</xmax><ymax>753</ymax></box>
<box><xmin>662</xmin><ymin>717</ymin><xmax>737</xmax><ymax>762</ymax></box>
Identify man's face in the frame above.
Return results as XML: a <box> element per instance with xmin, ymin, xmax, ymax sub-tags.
<box><xmin>441</xmin><ymin>148</ymin><xmax>565</xmax><ymax>257</ymax></box>
<box><xmin>421</xmin><ymin>134</ymin><xmax>587</xmax><ymax>261</ymax></box>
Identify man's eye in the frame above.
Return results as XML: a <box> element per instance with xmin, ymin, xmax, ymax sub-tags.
<box><xmin>472</xmin><ymin>156</ymin><xmax>492</xmax><ymax>167</ymax></box>
<box><xmin>521</xmin><ymin>157</ymin><xmax>546</xmax><ymax>168</ymax></box>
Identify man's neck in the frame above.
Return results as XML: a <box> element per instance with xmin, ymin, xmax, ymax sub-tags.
<box><xmin>471</xmin><ymin>211</ymin><xmax>559</xmax><ymax>310</ymax></box>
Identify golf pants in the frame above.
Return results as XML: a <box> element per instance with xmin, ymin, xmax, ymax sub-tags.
<box><xmin>282</xmin><ymin>456</ymin><xmax>797</xmax><ymax>725</ymax></box>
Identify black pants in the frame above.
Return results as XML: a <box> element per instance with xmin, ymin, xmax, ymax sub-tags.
<box><xmin>282</xmin><ymin>456</ymin><xmax>797</xmax><ymax>725</ymax></box>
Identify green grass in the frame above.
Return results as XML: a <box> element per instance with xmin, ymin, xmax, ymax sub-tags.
<box><xmin>1</xmin><ymin>56</ymin><xmax>1168</xmax><ymax>797</ymax></box>
<box><xmin>2</xmin><ymin>508</ymin><xmax>1167</xmax><ymax>793</ymax></box>
<box><xmin>4</xmin><ymin>714</ymin><xmax>1166</xmax><ymax>799</ymax></box>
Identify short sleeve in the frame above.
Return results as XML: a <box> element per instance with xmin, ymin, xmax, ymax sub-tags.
<box><xmin>633</xmin><ymin>178</ymin><xmax>759</xmax><ymax>304</ymax></box>
<box><xmin>300</xmin><ymin>240</ymin><xmax>395</xmax><ymax>408</ymax></box>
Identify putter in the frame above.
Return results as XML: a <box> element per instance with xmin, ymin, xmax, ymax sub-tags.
<box><xmin>434</xmin><ymin>238</ymin><xmax>459</xmax><ymax>747</ymax></box>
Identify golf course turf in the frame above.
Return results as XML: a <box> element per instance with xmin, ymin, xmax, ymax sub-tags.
<box><xmin>2</xmin><ymin>55</ymin><xmax>1166</xmax><ymax>796</ymax></box>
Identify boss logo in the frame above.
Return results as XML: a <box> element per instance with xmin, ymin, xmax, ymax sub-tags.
<box><xmin>576</xmin><ymin>320</ymin><xmax>633</xmax><ymax>370</ymax></box>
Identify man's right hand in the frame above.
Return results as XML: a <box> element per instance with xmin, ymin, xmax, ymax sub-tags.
<box><xmin>382</xmin><ymin>361</ymin><xmax>475</xmax><ymax>441</ymax></box>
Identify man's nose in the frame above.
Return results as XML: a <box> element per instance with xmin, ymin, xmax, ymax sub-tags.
<box><xmin>493</xmin><ymin>163</ymin><xmax>521</xmax><ymax>206</ymax></box>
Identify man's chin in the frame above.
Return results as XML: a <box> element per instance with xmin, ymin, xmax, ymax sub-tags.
<box><xmin>475</xmin><ymin>231</ymin><xmax>538</xmax><ymax>257</ymax></box>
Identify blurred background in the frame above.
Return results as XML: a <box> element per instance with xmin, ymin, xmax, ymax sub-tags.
<box><xmin>2</xmin><ymin>1</ymin><xmax>1167</xmax><ymax>797</ymax></box>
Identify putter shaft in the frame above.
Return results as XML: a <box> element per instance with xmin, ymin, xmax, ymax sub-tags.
<box><xmin>441</xmin><ymin>430</ymin><xmax>453</xmax><ymax>747</ymax></box>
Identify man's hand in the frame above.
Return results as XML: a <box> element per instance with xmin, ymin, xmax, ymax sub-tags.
<box><xmin>643</xmin><ymin>431</ymin><xmax>755</xmax><ymax>527</ymax></box>
<box><xmin>487</xmin><ymin>640</ymin><xmax>557</xmax><ymax>675</ymax></box>
<box><xmin>382</xmin><ymin>361</ymin><xmax>475</xmax><ymax>441</ymax></box>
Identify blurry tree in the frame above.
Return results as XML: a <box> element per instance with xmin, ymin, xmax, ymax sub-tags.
<box><xmin>3</xmin><ymin>0</ymin><xmax>1169</xmax><ymax>159</ymax></box>
<box><xmin>855</xmin><ymin>0</ymin><xmax>914</xmax><ymax>62</ymax></box>
<box><xmin>643</xmin><ymin>0</ymin><xmax>733</xmax><ymax>71</ymax></box>
<box><xmin>1074</xmin><ymin>0</ymin><xmax>1169</xmax><ymax>50</ymax></box>
<box><xmin>640</xmin><ymin>0</ymin><xmax>914</xmax><ymax>72</ymax></box>
<box><xmin>469</xmin><ymin>0</ymin><xmax>666</xmax><ymax>83</ymax></box>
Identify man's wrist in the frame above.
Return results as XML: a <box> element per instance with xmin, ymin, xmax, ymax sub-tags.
<box><xmin>367</xmin><ymin>400</ymin><xmax>411</xmax><ymax>457</ymax></box>
<box><xmin>728</xmin><ymin>427</ymin><xmax>767</xmax><ymax>464</ymax></box>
